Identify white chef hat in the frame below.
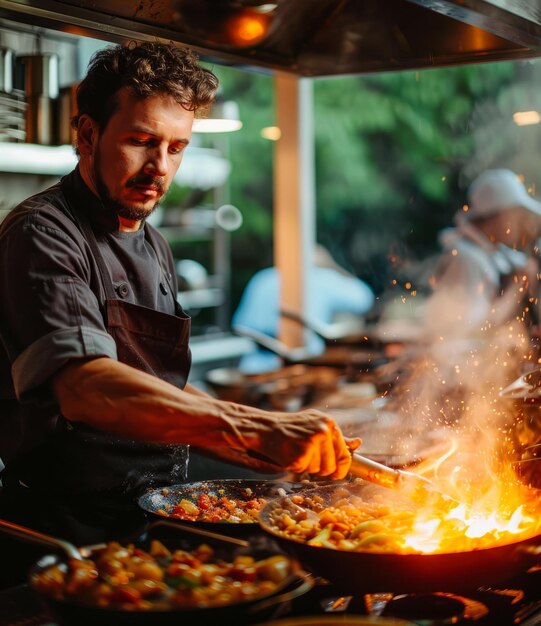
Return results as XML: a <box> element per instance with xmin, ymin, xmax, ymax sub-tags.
<box><xmin>464</xmin><ymin>169</ymin><xmax>541</xmax><ymax>220</ymax></box>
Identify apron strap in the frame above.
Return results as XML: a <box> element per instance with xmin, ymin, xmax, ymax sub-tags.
<box><xmin>78</xmin><ymin>215</ymin><xmax>118</xmax><ymax>302</ymax></box>
<box><xmin>144</xmin><ymin>223</ymin><xmax>177</xmax><ymax>299</ymax></box>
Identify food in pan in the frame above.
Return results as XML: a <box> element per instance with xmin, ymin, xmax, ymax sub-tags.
<box><xmin>31</xmin><ymin>540</ymin><xmax>292</xmax><ymax>611</ymax></box>
<box><xmin>156</xmin><ymin>487</ymin><xmax>268</xmax><ymax>523</ymax></box>
<box><xmin>265</xmin><ymin>487</ymin><xmax>541</xmax><ymax>555</ymax></box>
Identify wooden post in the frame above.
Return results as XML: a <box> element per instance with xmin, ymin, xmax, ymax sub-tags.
<box><xmin>274</xmin><ymin>73</ymin><xmax>315</xmax><ymax>348</ymax></box>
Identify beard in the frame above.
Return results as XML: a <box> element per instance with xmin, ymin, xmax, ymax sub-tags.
<box><xmin>93</xmin><ymin>149</ymin><xmax>166</xmax><ymax>222</ymax></box>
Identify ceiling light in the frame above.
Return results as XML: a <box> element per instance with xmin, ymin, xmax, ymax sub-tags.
<box><xmin>193</xmin><ymin>100</ymin><xmax>243</xmax><ymax>133</ymax></box>
<box><xmin>513</xmin><ymin>111</ymin><xmax>541</xmax><ymax>126</ymax></box>
<box><xmin>225</xmin><ymin>9</ymin><xmax>271</xmax><ymax>47</ymax></box>
<box><xmin>261</xmin><ymin>126</ymin><xmax>281</xmax><ymax>141</ymax></box>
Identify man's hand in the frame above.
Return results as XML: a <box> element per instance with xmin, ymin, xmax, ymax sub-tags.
<box><xmin>241</xmin><ymin>409</ymin><xmax>361</xmax><ymax>480</ymax></box>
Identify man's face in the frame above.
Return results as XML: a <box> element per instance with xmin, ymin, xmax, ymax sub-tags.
<box><xmin>91</xmin><ymin>87</ymin><xmax>194</xmax><ymax>223</ymax></box>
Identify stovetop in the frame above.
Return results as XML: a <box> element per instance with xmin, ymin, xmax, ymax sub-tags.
<box><xmin>1</xmin><ymin>565</ymin><xmax>540</xmax><ymax>626</ymax></box>
<box><xmin>288</xmin><ymin>564</ymin><xmax>541</xmax><ymax>625</ymax></box>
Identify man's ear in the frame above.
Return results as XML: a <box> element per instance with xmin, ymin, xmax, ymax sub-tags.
<box><xmin>77</xmin><ymin>115</ymin><xmax>98</xmax><ymax>156</ymax></box>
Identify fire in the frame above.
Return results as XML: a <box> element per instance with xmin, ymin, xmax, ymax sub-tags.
<box><xmin>398</xmin><ymin>446</ymin><xmax>541</xmax><ymax>554</ymax></box>
<box><xmin>447</xmin><ymin>503</ymin><xmax>528</xmax><ymax>537</ymax></box>
<box><xmin>402</xmin><ymin>499</ymin><xmax>537</xmax><ymax>554</ymax></box>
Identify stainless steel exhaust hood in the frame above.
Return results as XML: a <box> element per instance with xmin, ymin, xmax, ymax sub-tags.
<box><xmin>0</xmin><ymin>0</ymin><xmax>540</xmax><ymax>76</ymax></box>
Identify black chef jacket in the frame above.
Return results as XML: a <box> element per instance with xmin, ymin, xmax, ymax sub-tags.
<box><xmin>0</xmin><ymin>167</ymin><xmax>191</xmax><ymax>543</ymax></box>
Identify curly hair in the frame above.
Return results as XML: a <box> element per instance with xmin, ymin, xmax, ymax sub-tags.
<box><xmin>71</xmin><ymin>41</ymin><xmax>219</xmax><ymax>131</ymax></box>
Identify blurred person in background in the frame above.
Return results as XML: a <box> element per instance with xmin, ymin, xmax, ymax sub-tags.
<box><xmin>232</xmin><ymin>244</ymin><xmax>375</xmax><ymax>373</ymax></box>
<box><xmin>380</xmin><ymin>169</ymin><xmax>541</xmax><ymax>428</ymax></box>
<box><xmin>377</xmin><ymin>169</ymin><xmax>541</xmax><ymax>347</ymax></box>
<box><xmin>422</xmin><ymin>168</ymin><xmax>541</xmax><ymax>344</ymax></box>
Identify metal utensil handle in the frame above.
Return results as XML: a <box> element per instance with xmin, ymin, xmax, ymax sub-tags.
<box><xmin>0</xmin><ymin>518</ymin><xmax>83</xmax><ymax>560</ymax></box>
<box><xmin>146</xmin><ymin>519</ymin><xmax>250</xmax><ymax>548</ymax></box>
<box><xmin>349</xmin><ymin>453</ymin><xmax>400</xmax><ymax>488</ymax></box>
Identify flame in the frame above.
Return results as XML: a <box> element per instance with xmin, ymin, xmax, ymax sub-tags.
<box><xmin>365</xmin><ymin>281</ymin><xmax>541</xmax><ymax>556</ymax></box>
<box><xmin>395</xmin><ymin>444</ymin><xmax>541</xmax><ymax>554</ymax></box>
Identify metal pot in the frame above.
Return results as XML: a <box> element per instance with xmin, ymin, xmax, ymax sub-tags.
<box><xmin>258</xmin><ymin>482</ymin><xmax>541</xmax><ymax>593</ymax></box>
<box><xmin>17</xmin><ymin>53</ymin><xmax>59</xmax><ymax>145</ymax></box>
<box><xmin>0</xmin><ymin>46</ymin><xmax>14</xmax><ymax>94</ymax></box>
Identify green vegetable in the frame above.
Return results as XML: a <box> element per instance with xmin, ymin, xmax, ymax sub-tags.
<box><xmin>356</xmin><ymin>533</ymin><xmax>393</xmax><ymax>548</ymax></box>
<box><xmin>165</xmin><ymin>575</ymin><xmax>202</xmax><ymax>589</ymax></box>
<box><xmin>350</xmin><ymin>520</ymin><xmax>385</xmax><ymax>538</ymax></box>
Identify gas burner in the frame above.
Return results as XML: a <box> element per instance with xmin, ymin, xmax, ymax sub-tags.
<box><xmin>382</xmin><ymin>592</ymin><xmax>489</xmax><ymax>624</ymax></box>
<box><xmin>476</xmin><ymin>587</ymin><xmax>524</xmax><ymax>605</ymax></box>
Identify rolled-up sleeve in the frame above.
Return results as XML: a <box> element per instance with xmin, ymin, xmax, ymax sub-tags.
<box><xmin>0</xmin><ymin>208</ymin><xmax>117</xmax><ymax>406</ymax></box>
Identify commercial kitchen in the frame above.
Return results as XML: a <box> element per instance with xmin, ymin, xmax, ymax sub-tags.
<box><xmin>0</xmin><ymin>1</ymin><xmax>541</xmax><ymax>625</ymax></box>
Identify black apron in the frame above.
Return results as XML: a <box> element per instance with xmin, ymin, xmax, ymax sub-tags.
<box><xmin>0</xmin><ymin>187</ymin><xmax>192</xmax><ymax>545</ymax></box>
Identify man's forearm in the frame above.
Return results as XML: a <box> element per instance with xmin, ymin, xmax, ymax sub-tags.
<box><xmin>52</xmin><ymin>356</ymin><xmax>267</xmax><ymax>448</ymax></box>
<box><xmin>52</xmin><ymin>356</ymin><xmax>357</xmax><ymax>478</ymax></box>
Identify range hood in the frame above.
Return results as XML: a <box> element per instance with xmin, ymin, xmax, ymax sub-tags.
<box><xmin>0</xmin><ymin>0</ymin><xmax>540</xmax><ymax>76</ymax></box>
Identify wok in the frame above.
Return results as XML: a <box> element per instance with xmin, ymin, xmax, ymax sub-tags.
<box><xmin>205</xmin><ymin>363</ymin><xmax>340</xmax><ymax>409</ymax></box>
<box><xmin>233</xmin><ymin>325</ymin><xmax>390</xmax><ymax>375</ymax></box>
<box><xmin>0</xmin><ymin>518</ymin><xmax>313</xmax><ymax>626</ymax></box>
<box><xmin>280</xmin><ymin>308</ymin><xmax>385</xmax><ymax>350</ymax></box>
<box><xmin>138</xmin><ymin>479</ymin><xmax>308</xmax><ymax>536</ymax></box>
<box><xmin>258</xmin><ymin>483</ymin><xmax>541</xmax><ymax>594</ymax></box>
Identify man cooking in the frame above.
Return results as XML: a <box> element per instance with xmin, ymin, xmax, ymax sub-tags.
<box><xmin>0</xmin><ymin>41</ymin><xmax>358</xmax><ymax>548</ymax></box>
<box><xmin>383</xmin><ymin>168</ymin><xmax>541</xmax><ymax>428</ymax></box>
<box><xmin>422</xmin><ymin>168</ymin><xmax>541</xmax><ymax>343</ymax></box>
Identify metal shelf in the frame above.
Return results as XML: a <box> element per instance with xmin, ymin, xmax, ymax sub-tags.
<box><xmin>0</xmin><ymin>142</ymin><xmax>231</xmax><ymax>188</ymax></box>
<box><xmin>0</xmin><ymin>142</ymin><xmax>77</xmax><ymax>175</ymax></box>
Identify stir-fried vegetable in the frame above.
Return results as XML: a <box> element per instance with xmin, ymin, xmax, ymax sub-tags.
<box><xmin>267</xmin><ymin>489</ymin><xmax>541</xmax><ymax>555</ymax></box>
<box><xmin>157</xmin><ymin>488</ymin><xmax>267</xmax><ymax>523</ymax></box>
<box><xmin>31</xmin><ymin>541</ymin><xmax>291</xmax><ymax>611</ymax></box>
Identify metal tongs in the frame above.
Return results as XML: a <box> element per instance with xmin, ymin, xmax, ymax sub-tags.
<box><xmin>0</xmin><ymin>517</ymin><xmax>249</xmax><ymax>563</ymax></box>
<box><xmin>0</xmin><ymin>518</ymin><xmax>85</xmax><ymax>560</ymax></box>
<box><xmin>349</xmin><ymin>452</ymin><xmax>457</xmax><ymax>503</ymax></box>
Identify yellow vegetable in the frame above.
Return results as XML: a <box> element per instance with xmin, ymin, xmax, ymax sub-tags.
<box><xmin>350</xmin><ymin>520</ymin><xmax>386</xmax><ymax>538</ymax></box>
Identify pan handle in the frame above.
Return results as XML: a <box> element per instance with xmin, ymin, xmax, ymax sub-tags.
<box><xmin>245</xmin><ymin>572</ymin><xmax>314</xmax><ymax>614</ymax></box>
<box><xmin>0</xmin><ymin>518</ymin><xmax>83</xmax><ymax>560</ymax></box>
<box><xmin>233</xmin><ymin>325</ymin><xmax>310</xmax><ymax>363</ymax></box>
<box><xmin>145</xmin><ymin>519</ymin><xmax>250</xmax><ymax>548</ymax></box>
<box><xmin>349</xmin><ymin>452</ymin><xmax>400</xmax><ymax>488</ymax></box>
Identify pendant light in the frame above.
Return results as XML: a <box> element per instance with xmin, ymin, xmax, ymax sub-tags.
<box><xmin>193</xmin><ymin>98</ymin><xmax>242</xmax><ymax>133</ymax></box>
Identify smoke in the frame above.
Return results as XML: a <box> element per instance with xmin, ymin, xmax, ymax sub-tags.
<box><xmin>384</xmin><ymin>312</ymin><xmax>532</xmax><ymax>496</ymax></box>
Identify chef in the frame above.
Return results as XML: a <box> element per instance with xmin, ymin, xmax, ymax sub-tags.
<box><xmin>0</xmin><ymin>41</ymin><xmax>359</xmax><ymax>553</ymax></box>
<box><xmin>423</xmin><ymin>168</ymin><xmax>541</xmax><ymax>342</ymax></box>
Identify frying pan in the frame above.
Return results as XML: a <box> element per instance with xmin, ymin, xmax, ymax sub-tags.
<box><xmin>205</xmin><ymin>363</ymin><xmax>340</xmax><ymax>409</ymax></box>
<box><xmin>258</xmin><ymin>482</ymin><xmax>541</xmax><ymax>594</ymax></box>
<box><xmin>233</xmin><ymin>325</ymin><xmax>390</xmax><ymax>375</ymax></box>
<box><xmin>138</xmin><ymin>479</ymin><xmax>308</xmax><ymax>536</ymax></box>
<box><xmin>1</xmin><ymin>518</ymin><xmax>313</xmax><ymax>626</ymax></box>
<box><xmin>280</xmin><ymin>308</ymin><xmax>385</xmax><ymax>349</ymax></box>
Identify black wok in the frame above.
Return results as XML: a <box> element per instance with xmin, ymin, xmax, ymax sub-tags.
<box><xmin>2</xmin><ymin>519</ymin><xmax>312</xmax><ymax>626</ymax></box>
<box><xmin>258</xmin><ymin>482</ymin><xmax>541</xmax><ymax>594</ymax></box>
<box><xmin>233</xmin><ymin>325</ymin><xmax>390</xmax><ymax>375</ymax></box>
<box><xmin>138</xmin><ymin>479</ymin><xmax>307</xmax><ymax>536</ymax></box>
<box><xmin>205</xmin><ymin>363</ymin><xmax>340</xmax><ymax>409</ymax></box>
<box><xmin>280</xmin><ymin>308</ymin><xmax>385</xmax><ymax>349</ymax></box>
